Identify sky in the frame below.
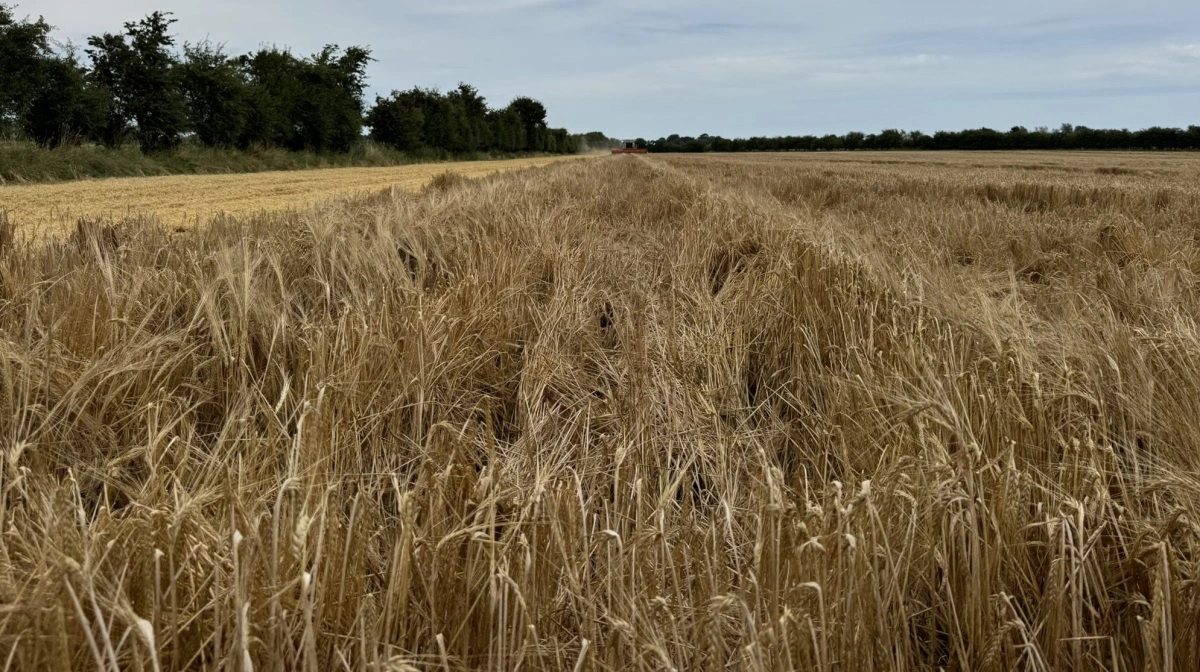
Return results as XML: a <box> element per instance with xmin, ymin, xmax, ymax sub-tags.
<box><xmin>22</xmin><ymin>0</ymin><xmax>1200</xmax><ymax>139</ymax></box>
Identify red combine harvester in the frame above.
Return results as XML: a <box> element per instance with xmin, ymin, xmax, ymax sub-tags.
<box><xmin>612</xmin><ymin>140</ymin><xmax>647</xmax><ymax>154</ymax></box>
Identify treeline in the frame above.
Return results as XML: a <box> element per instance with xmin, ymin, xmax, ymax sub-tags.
<box><xmin>367</xmin><ymin>88</ymin><xmax>589</xmax><ymax>154</ymax></box>
<box><xmin>642</xmin><ymin>124</ymin><xmax>1200</xmax><ymax>153</ymax></box>
<box><xmin>0</xmin><ymin>5</ymin><xmax>604</xmax><ymax>155</ymax></box>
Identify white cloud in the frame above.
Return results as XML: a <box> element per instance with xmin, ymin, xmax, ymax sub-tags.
<box><xmin>1070</xmin><ymin>42</ymin><xmax>1200</xmax><ymax>80</ymax></box>
<box><xmin>1163</xmin><ymin>43</ymin><xmax>1200</xmax><ymax>61</ymax></box>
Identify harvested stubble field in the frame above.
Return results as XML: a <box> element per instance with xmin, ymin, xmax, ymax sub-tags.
<box><xmin>2</xmin><ymin>150</ymin><xmax>1200</xmax><ymax>670</ymax></box>
<box><xmin>0</xmin><ymin>154</ymin><xmax>589</xmax><ymax>235</ymax></box>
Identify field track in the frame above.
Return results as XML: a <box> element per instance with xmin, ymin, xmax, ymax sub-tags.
<box><xmin>0</xmin><ymin>154</ymin><xmax>592</xmax><ymax>234</ymax></box>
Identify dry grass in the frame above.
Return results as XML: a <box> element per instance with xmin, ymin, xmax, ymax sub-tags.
<box><xmin>2</xmin><ymin>151</ymin><xmax>1200</xmax><ymax>670</ymax></box>
<box><xmin>0</xmin><ymin>155</ymin><xmax>591</xmax><ymax>235</ymax></box>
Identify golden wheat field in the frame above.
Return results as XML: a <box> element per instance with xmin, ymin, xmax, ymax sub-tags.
<box><xmin>0</xmin><ymin>154</ymin><xmax>590</xmax><ymax>234</ymax></box>
<box><xmin>3</xmin><ymin>150</ymin><xmax>1200</xmax><ymax>670</ymax></box>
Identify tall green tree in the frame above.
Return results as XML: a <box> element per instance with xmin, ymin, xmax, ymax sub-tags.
<box><xmin>487</xmin><ymin>107</ymin><xmax>525</xmax><ymax>152</ymax></box>
<box><xmin>366</xmin><ymin>90</ymin><xmax>426</xmax><ymax>151</ymax></box>
<box><xmin>403</xmin><ymin>87</ymin><xmax>455</xmax><ymax>150</ymax></box>
<box><xmin>84</xmin><ymin>31</ymin><xmax>135</xmax><ymax>147</ymax></box>
<box><xmin>0</xmin><ymin>4</ymin><xmax>52</xmax><ymax>133</ymax></box>
<box><xmin>86</xmin><ymin>12</ymin><xmax>187</xmax><ymax>152</ymax></box>
<box><xmin>236</xmin><ymin>44</ymin><xmax>370</xmax><ymax>152</ymax></box>
<box><xmin>179</xmin><ymin>42</ymin><xmax>248</xmax><ymax>147</ymax></box>
<box><xmin>292</xmin><ymin>45</ymin><xmax>372</xmax><ymax>152</ymax></box>
<box><xmin>448</xmin><ymin>83</ymin><xmax>489</xmax><ymax>151</ymax></box>
<box><xmin>238</xmin><ymin>47</ymin><xmax>302</xmax><ymax>148</ymax></box>
<box><xmin>508</xmin><ymin>97</ymin><xmax>547</xmax><ymax>151</ymax></box>
<box><xmin>24</xmin><ymin>53</ymin><xmax>107</xmax><ymax>147</ymax></box>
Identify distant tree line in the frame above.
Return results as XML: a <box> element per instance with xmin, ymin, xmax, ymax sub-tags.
<box><xmin>367</xmin><ymin>87</ymin><xmax>582</xmax><ymax>154</ymax></box>
<box><xmin>641</xmin><ymin>124</ymin><xmax>1200</xmax><ymax>153</ymax></box>
<box><xmin>0</xmin><ymin>5</ymin><xmax>604</xmax><ymax>154</ymax></box>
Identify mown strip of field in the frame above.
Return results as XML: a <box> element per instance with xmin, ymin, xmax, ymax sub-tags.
<box><xmin>0</xmin><ymin>154</ymin><xmax>593</xmax><ymax>234</ymax></box>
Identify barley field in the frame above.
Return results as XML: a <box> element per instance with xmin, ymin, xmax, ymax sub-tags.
<box><xmin>0</xmin><ymin>154</ymin><xmax>590</xmax><ymax>235</ymax></box>
<box><xmin>2</xmin><ymin>151</ymin><xmax>1200</xmax><ymax>670</ymax></box>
